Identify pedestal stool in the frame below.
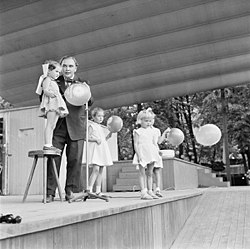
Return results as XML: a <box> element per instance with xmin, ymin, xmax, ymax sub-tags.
<box><xmin>22</xmin><ymin>150</ymin><xmax>63</xmax><ymax>204</ymax></box>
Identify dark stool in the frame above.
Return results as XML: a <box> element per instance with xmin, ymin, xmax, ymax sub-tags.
<box><xmin>22</xmin><ymin>150</ymin><xmax>63</xmax><ymax>204</ymax></box>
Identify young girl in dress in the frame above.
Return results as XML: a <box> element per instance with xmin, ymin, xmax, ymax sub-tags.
<box><xmin>151</xmin><ymin>118</ymin><xmax>170</xmax><ymax>197</ymax></box>
<box><xmin>84</xmin><ymin>107</ymin><xmax>113</xmax><ymax>196</ymax></box>
<box><xmin>133</xmin><ymin>108</ymin><xmax>166</xmax><ymax>200</ymax></box>
<box><xmin>37</xmin><ymin>60</ymin><xmax>68</xmax><ymax>151</ymax></box>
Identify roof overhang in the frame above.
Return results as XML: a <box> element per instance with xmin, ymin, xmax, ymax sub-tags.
<box><xmin>1</xmin><ymin>0</ymin><xmax>250</xmax><ymax>109</ymax></box>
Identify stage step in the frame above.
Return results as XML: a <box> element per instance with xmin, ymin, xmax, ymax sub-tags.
<box><xmin>119</xmin><ymin>172</ymin><xmax>139</xmax><ymax>179</ymax></box>
<box><xmin>121</xmin><ymin>165</ymin><xmax>138</xmax><ymax>172</ymax></box>
<box><xmin>113</xmin><ymin>163</ymin><xmax>140</xmax><ymax>192</ymax></box>
<box><xmin>116</xmin><ymin>178</ymin><xmax>139</xmax><ymax>185</ymax></box>
<box><xmin>113</xmin><ymin>184</ymin><xmax>140</xmax><ymax>192</ymax></box>
<box><xmin>197</xmin><ymin>168</ymin><xmax>230</xmax><ymax>187</ymax></box>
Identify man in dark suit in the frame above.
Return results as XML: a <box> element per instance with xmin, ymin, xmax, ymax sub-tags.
<box><xmin>46</xmin><ymin>55</ymin><xmax>93</xmax><ymax>202</ymax></box>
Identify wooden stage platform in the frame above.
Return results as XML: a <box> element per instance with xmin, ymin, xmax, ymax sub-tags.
<box><xmin>1</xmin><ymin>187</ymin><xmax>249</xmax><ymax>249</ymax></box>
<box><xmin>171</xmin><ymin>186</ymin><xmax>250</xmax><ymax>249</ymax></box>
<box><xmin>0</xmin><ymin>189</ymin><xmax>202</xmax><ymax>249</ymax></box>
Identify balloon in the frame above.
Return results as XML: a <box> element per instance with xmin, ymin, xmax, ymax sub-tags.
<box><xmin>167</xmin><ymin>128</ymin><xmax>185</xmax><ymax>146</ymax></box>
<box><xmin>64</xmin><ymin>83</ymin><xmax>91</xmax><ymax>106</ymax></box>
<box><xmin>107</xmin><ymin>116</ymin><xmax>123</xmax><ymax>133</ymax></box>
<box><xmin>195</xmin><ymin>124</ymin><xmax>222</xmax><ymax>146</ymax></box>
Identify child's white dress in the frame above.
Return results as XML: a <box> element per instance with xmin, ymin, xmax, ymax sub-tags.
<box><xmin>151</xmin><ymin>126</ymin><xmax>163</xmax><ymax>168</ymax></box>
<box><xmin>39</xmin><ymin>77</ymin><xmax>68</xmax><ymax>118</ymax></box>
<box><xmin>83</xmin><ymin>121</ymin><xmax>113</xmax><ymax>166</ymax></box>
<box><xmin>132</xmin><ymin>127</ymin><xmax>162</xmax><ymax>168</ymax></box>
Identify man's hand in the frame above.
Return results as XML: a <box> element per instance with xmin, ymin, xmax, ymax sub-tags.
<box><xmin>43</xmin><ymin>89</ymin><xmax>56</xmax><ymax>98</ymax></box>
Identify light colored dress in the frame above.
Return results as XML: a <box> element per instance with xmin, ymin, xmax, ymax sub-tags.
<box><xmin>151</xmin><ymin>126</ymin><xmax>163</xmax><ymax>168</ymax></box>
<box><xmin>132</xmin><ymin>127</ymin><xmax>162</xmax><ymax>168</ymax></box>
<box><xmin>39</xmin><ymin>77</ymin><xmax>68</xmax><ymax>118</ymax></box>
<box><xmin>83</xmin><ymin>121</ymin><xmax>113</xmax><ymax>166</ymax></box>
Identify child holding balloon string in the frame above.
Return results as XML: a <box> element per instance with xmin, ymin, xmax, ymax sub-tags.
<box><xmin>132</xmin><ymin>108</ymin><xmax>167</xmax><ymax>200</ymax></box>
<box><xmin>83</xmin><ymin>107</ymin><xmax>113</xmax><ymax>196</ymax></box>
<box><xmin>36</xmin><ymin>60</ymin><xmax>68</xmax><ymax>152</ymax></box>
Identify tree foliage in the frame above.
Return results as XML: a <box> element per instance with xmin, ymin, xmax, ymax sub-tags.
<box><xmin>104</xmin><ymin>84</ymin><xmax>250</xmax><ymax>174</ymax></box>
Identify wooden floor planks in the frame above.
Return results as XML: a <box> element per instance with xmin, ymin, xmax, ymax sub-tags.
<box><xmin>171</xmin><ymin>187</ymin><xmax>250</xmax><ymax>249</ymax></box>
<box><xmin>1</xmin><ymin>187</ymin><xmax>249</xmax><ymax>249</ymax></box>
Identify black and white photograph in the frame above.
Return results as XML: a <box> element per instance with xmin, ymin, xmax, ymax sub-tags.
<box><xmin>0</xmin><ymin>1</ymin><xmax>250</xmax><ymax>248</ymax></box>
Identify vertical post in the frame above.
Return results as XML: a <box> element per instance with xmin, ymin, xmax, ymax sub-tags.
<box><xmin>221</xmin><ymin>88</ymin><xmax>231</xmax><ymax>184</ymax></box>
<box><xmin>43</xmin><ymin>156</ymin><xmax>47</xmax><ymax>204</ymax></box>
<box><xmin>85</xmin><ymin>102</ymin><xmax>89</xmax><ymax>190</ymax></box>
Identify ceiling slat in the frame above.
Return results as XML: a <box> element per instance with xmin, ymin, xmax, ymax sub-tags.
<box><xmin>1</xmin><ymin>0</ymin><xmax>250</xmax><ymax>108</ymax></box>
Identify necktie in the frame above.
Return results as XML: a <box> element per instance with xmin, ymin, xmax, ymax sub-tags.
<box><xmin>65</xmin><ymin>79</ymin><xmax>75</xmax><ymax>88</ymax></box>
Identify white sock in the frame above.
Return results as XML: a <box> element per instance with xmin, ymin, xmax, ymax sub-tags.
<box><xmin>88</xmin><ymin>186</ymin><xmax>93</xmax><ymax>193</ymax></box>
<box><xmin>155</xmin><ymin>187</ymin><xmax>160</xmax><ymax>192</ymax></box>
<box><xmin>141</xmin><ymin>188</ymin><xmax>148</xmax><ymax>195</ymax></box>
<box><xmin>44</xmin><ymin>144</ymin><xmax>52</xmax><ymax>147</ymax></box>
<box><xmin>96</xmin><ymin>186</ymin><xmax>101</xmax><ymax>194</ymax></box>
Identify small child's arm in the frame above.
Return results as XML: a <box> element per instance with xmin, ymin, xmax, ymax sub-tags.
<box><xmin>42</xmin><ymin>77</ymin><xmax>56</xmax><ymax>98</ymax></box>
<box><xmin>106</xmin><ymin>132</ymin><xmax>112</xmax><ymax>140</ymax></box>
<box><xmin>88</xmin><ymin>126</ymin><xmax>101</xmax><ymax>145</ymax></box>
<box><xmin>158</xmin><ymin>127</ymin><xmax>171</xmax><ymax>144</ymax></box>
<box><xmin>133</xmin><ymin>132</ymin><xmax>142</xmax><ymax>163</ymax></box>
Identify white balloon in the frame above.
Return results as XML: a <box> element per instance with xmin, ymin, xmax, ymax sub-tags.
<box><xmin>64</xmin><ymin>83</ymin><xmax>91</xmax><ymax>106</ymax></box>
<box><xmin>195</xmin><ymin>124</ymin><xmax>222</xmax><ymax>146</ymax></box>
<box><xmin>107</xmin><ymin>116</ymin><xmax>123</xmax><ymax>133</ymax></box>
<box><xmin>167</xmin><ymin>128</ymin><xmax>185</xmax><ymax>146</ymax></box>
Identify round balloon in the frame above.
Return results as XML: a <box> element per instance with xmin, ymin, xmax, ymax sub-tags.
<box><xmin>64</xmin><ymin>83</ymin><xmax>91</xmax><ymax>106</ymax></box>
<box><xmin>195</xmin><ymin>124</ymin><xmax>222</xmax><ymax>146</ymax></box>
<box><xmin>167</xmin><ymin>128</ymin><xmax>185</xmax><ymax>146</ymax></box>
<box><xmin>107</xmin><ymin>116</ymin><xmax>123</xmax><ymax>133</ymax></box>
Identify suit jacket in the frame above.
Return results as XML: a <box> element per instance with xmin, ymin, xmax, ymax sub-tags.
<box><xmin>55</xmin><ymin>75</ymin><xmax>93</xmax><ymax>141</ymax></box>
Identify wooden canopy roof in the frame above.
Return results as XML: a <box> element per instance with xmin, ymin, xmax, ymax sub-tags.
<box><xmin>1</xmin><ymin>0</ymin><xmax>250</xmax><ymax>109</ymax></box>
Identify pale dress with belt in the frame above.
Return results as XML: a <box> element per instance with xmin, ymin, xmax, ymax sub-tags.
<box><xmin>39</xmin><ymin>77</ymin><xmax>68</xmax><ymax>118</ymax></box>
<box><xmin>132</xmin><ymin>127</ymin><xmax>162</xmax><ymax>168</ymax></box>
<box><xmin>151</xmin><ymin>126</ymin><xmax>163</xmax><ymax>168</ymax></box>
<box><xmin>82</xmin><ymin>121</ymin><xmax>113</xmax><ymax>166</ymax></box>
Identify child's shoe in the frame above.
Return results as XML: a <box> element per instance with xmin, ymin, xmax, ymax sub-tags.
<box><xmin>141</xmin><ymin>192</ymin><xmax>153</xmax><ymax>200</ymax></box>
<box><xmin>148</xmin><ymin>191</ymin><xmax>159</xmax><ymax>199</ymax></box>
<box><xmin>155</xmin><ymin>190</ymin><xmax>163</xmax><ymax>198</ymax></box>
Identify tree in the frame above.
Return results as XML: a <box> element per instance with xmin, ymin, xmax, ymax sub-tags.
<box><xmin>0</xmin><ymin>96</ymin><xmax>13</xmax><ymax>109</ymax></box>
<box><xmin>105</xmin><ymin>83</ymin><xmax>250</xmax><ymax>174</ymax></box>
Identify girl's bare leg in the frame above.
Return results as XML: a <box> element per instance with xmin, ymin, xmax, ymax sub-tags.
<box><xmin>147</xmin><ymin>163</ymin><xmax>159</xmax><ymax>199</ymax></box>
<box><xmin>153</xmin><ymin>168</ymin><xmax>163</xmax><ymax>197</ymax></box>
<box><xmin>45</xmin><ymin>111</ymin><xmax>59</xmax><ymax>145</ymax></box>
<box><xmin>138</xmin><ymin>165</ymin><xmax>146</xmax><ymax>191</ymax></box>
<box><xmin>146</xmin><ymin>163</ymin><xmax>154</xmax><ymax>192</ymax></box>
<box><xmin>154</xmin><ymin>168</ymin><xmax>161</xmax><ymax>190</ymax></box>
<box><xmin>95</xmin><ymin>166</ymin><xmax>104</xmax><ymax>193</ymax></box>
<box><xmin>88</xmin><ymin>165</ymin><xmax>99</xmax><ymax>192</ymax></box>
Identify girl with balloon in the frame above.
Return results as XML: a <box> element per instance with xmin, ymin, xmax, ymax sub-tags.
<box><xmin>133</xmin><ymin>108</ymin><xmax>166</xmax><ymax>200</ymax></box>
<box><xmin>36</xmin><ymin>60</ymin><xmax>68</xmax><ymax>151</ymax></box>
<box><xmin>83</xmin><ymin>107</ymin><xmax>113</xmax><ymax>196</ymax></box>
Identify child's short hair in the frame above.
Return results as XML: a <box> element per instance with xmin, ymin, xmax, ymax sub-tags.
<box><xmin>91</xmin><ymin>107</ymin><xmax>104</xmax><ymax>118</ymax></box>
<box><xmin>136</xmin><ymin>107</ymin><xmax>155</xmax><ymax>124</ymax></box>
<box><xmin>44</xmin><ymin>60</ymin><xmax>61</xmax><ymax>71</ymax></box>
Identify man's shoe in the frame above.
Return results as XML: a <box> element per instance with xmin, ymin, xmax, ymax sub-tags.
<box><xmin>65</xmin><ymin>191</ymin><xmax>74</xmax><ymax>201</ymax></box>
<box><xmin>43</xmin><ymin>195</ymin><xmax>54</xmax><ymax>203</ymax></box>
